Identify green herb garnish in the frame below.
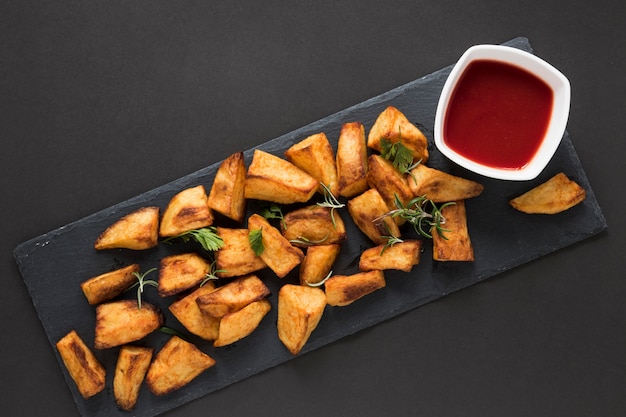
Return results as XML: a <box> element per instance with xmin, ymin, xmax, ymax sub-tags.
<box><xmin>377</xmin><ymin>194</ymin><xmax>454</xmax><ymax>239</ymax></box>
<box><xmin>248</xmin><ymin>228</ymin><xmax>264</xmax><ymax>256</ymax></box>
<box><xmin>261</xmin><ymin>204</ymin><xmax>287</xmax><ymax>230</ymax></box>
<box><xmin>128</xmin><ymin>267</ymin><xmax>158</xmax><ymax>309</ymax></box>
<box><xmin>379</xmin><ymin>137</ymin><xmax>421</xmax><ymax>182</ymax></box>
<box><xmin>163</xmin><ymin>227</ymin><xmax>224</xmax><ymax>252</ymax></box>
<box><xmin>316</xmin><ymin>183</ymin><xmax>345</xmax><ymax>228</ymax></box>
<box><xmin>200</xmin><ymin>259</ymin><xmax>226</xmax><ymax>287</ymax></box>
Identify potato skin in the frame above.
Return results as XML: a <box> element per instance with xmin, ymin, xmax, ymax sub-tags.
<box><xmin>336</xmin><ymin>122</ymin><xmax>369</xmax><ymax>198</ymax></box>
<box><xmin>214</xmin><ymin>227</ymin><xmax>267</xmax><ymax>278</ymax></box>
<box><xmin>195</xmin><ymin>274</ymin><xmax>270</xmax><ymax>318</ymax></box>
<box><xmin>509</xmin><ymin>172</ymin><xmax>586</xmax><ymax>214</ymax></box>
<box><xmin>94</xmin><ymin>206</ymin><xmax>160</xmax><ymax>250</ymax></box>
<box><xmin>367</xmin><ymin>105</ymin><xmax>429</xmax><ymax>163</ymax></box>
<box><xmin>169</xmin><ymin>282</ymin><xmax>220</xmax><ymax>341</ymax></box>
<box><xmin>284</xmin><ymin>132</ymin><xmax>339</xmax><ymax>196</ymax></box>
<box><xmin>56</xmin><ymin>330</ymin><xmax>106</xmax><ymax>399</ymax></box>
<box><xmin>281</xmin><ymin>205</ymin><xmax>347</xmax><ymax>248</ymax></box>
<box><xmin>359</xmin><ymin>240</ymin><xmax>422</xmax><ymax>272</ymax></box>
<box><xmin>81</xmin><ymin>263</ymin><xmax>140</xmax><ymax>305</ymax></box>
<box><xmin>113</xmin><ymin>345</ymin><xmax>153</xmax><ymax>411</ymax></box>
<box><xmin>408</xmin><ymin>164</ymin><xmax>484</xmax><ymax>203</ymax></box>
<box><xmin>213</xmin><ymin>298</ymin><xmax>271</xmax><ymax>347</ymax></box>
<box><xmin>157</xmin><ymin>252</ymin><xmax>211</xmax><ymax>297</ymax></box>
<box><xmin>432</xmin><ymin>200</ymin><xmax>474</xmax><ymax>261</ymax></box>
<box><xmin>277</xmin><ymin>284</ymin><xmax>326</xmax><ymax>355</ymax></box>
<box><xmin>207</xmin><ymin>151</ymin><xmax>247</xmax><ymax>222</ymax></box>
<box><xmin>159</xmin><ymin>185</ymin><xmax>213</xmax><ymax>237</ymax></box>
<box><xmin>299</xmin><ymin>243</ymin><xmax>341</xmax><ymax>285</ymax></box>
<box><xmin>324</xmin><ymin>270</ymin><xmax>386</xmax><ymax>307</ymax></box>
<box><xmin>347</xmin><ymin>188</ymin><xmax>400</xmax><ymax>245</ymax></box>
<box><xmin>94</xmin><ymin>300</ymin><xmax>163</xmax><ymax>349</ymax></box>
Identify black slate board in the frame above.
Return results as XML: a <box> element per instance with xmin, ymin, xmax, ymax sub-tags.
<box><xmin>13</xmin><ymin>37</ymin><xmax>607</xmax><ymax>417</ymax></box>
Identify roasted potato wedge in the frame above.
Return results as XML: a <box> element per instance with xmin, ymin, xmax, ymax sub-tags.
<box><xmin>359</xmin><ymin>240</ymin><xmax>422</xmax><ymax>272</ymax></box>
<box><xmin>94</xmin><ymin>206</ymin><xmax>159</xmax><ymax>250</ymax></box>
<box><xmin>247</xmin><ymin>213</ymin><xmax>304</xmax><ymax>278</ymax></box>
<box><xmin>277</xmin><ymin>284</ymin><xmax>326</xmax><ymax>355</ymax></box>
<box><xmin>146</xmin><ymin>336</ymin><xmax>215</xmax><ymax>396</ymax></box>
<box><xmin>81</xmin><ymin>263</ymin><xmax>140</xmax><ymax>305</ymax></box>
<box><xmin>367</xmin><ymin>105</ymin><xmax>429</xmax><ymax>163</ymax></box>
<box><xmin>56</xmin><ymin>330</ymin><xmax>106</xmax><ymax>399</ymax></box>
<box><xmin>158</xmin><ymin>252</ymin><xmax>211</xmax><ymax>297</ymax></box>
<box><xmin>113</xmin><ymin>345</ymin><xmax>153</xmax><ymax>411</ymax></box>
<box><xmin>207</xmin><ymin>151</ymin><xmax>247</xmax><ymax>222</ymax></box>
<box><xmin>347</xmin><ymin>188</ymin><xmax>400</xmax><ymax>245</ymax></box>
<box><xmin>324</xmin><ymin>270</ymin><xmax>386</xmax><ymax>307</ymax></box>
<box><xmin>159</xmin><ymin>185</ymin><xmax>214</xmax><ymax>238</ymax></box>
<box><xmin>336</xmin><ymin>121</ymin><xmax>369</xmax><ymax>198</ymax></box>
<box><xmin>196</xmin><ymin>274</ymin><xmax>270</xmax><ymax>318</ymax></box>
<box><xmin>299</xmin><ymin>243</ymin><xmax>342</xmax><ymax>286</ymax></box>
<box><xmin>214</xmin><ymin>227</ymin><xmax>267</xmax><ymax>278</ymax></box>
<box><xmin>244</xmin><ymin>149</ymin><xmax>318</xmax><ymax>204</ymax></box>
<box><xmin>168</xmin><ymin>281</ymin><xmax>220</xmax><ymax>341</ymax></box>
<box><xmin>509</xmin><ymin>172</ymin><xmax>586</xmax><ymax>214</ymax></box>
<box><xmin>432</xmin><ymin>200</ymin><xmax>474</xmax><ymax>261</ymax></box>
<box><xmin>285</xmin><ymin>132</ymin><xmax>339</xmax><ymax>196</ymax></box>
<box><xmin>366</xmin><ymin>154</ymin><xmax>414</xmax><ymax>223</ymax></box>
<box><xmin>280</xmin><ymin>205</ymin><xmax>347</xmax><ymax>248</ymax></box>
<box><xmin>408</xmin><ymin>164</ymin><xmax>484</xmax><ymax>203</ymax></box>
<box><xmin>213</xmin><ymin>298</ymin><xmax>271</xmax><ymax>347</ymax></box>
<box><xmin>94</xmin><ymin>300</ymin><xmax>163</xmax><ymax>349</ymax></box>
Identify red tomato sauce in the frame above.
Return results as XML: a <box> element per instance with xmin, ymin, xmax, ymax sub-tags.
<box><xmin>443</xmin><ymin>60</ymin><xmax>554</xmax><ymax>170</ymax></box>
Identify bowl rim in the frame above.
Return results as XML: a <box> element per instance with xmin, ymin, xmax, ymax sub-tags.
<box><xmin>433</xmin><ymin>44</ymin><xmax>571</xmax><ymax>181</ymax></box>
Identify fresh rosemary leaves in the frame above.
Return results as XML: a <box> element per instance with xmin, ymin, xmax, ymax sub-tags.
<box><xmin>316</xmin><ymin>183</ymin><xmax>345</xmax><ymax>228</ymax></box>
<box><xmin>378</xmin><ymin>194</ymin><xmax>454</xmax><ymax>239</ymax></box>
<box><xmin>128</xmin><ymin>268</ymin><xmax>158</xmax><ymax>309</ymax></box>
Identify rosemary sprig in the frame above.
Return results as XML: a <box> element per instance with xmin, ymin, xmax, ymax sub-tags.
<box><xmin>158</xmin><ymin>326</ymin><xmax>189</xmax><ymax>342</ymax></box>
<box><xmin>127</xmin><ymin>267</ymin><xmax>158</xmax><ymax>309</ymax></box>
<box><xmin>261</xmin><ymin>204</ymin><xmax>287</xmax><ymax>230</ymax></box>
<box><xmin>162</xmin><ymin>227</ymin><xmax>224</xmax><ymax>252</ymax></box>
<box><xmin>200</xmin><ymin>259</ymin><xmax>227</xmax><ymax>287</ymax></box>
<box><xmin>380</xmin><ymin>234</ymin><xmax>404</xmax><ymax>255</ymax></box>
<box><xmin>316</xmin><ymin>183</ymin><xmax>345</xmax><ymax>228</ymax></box>
<box><xmin>377</xmin><ymin>194</ymin><xmax>454</xmax><ymax>239</ymax></box>
<box><xmin>248</xmin><ymin>228</ymin><xmax>264</xmax><ymax>256</ymax></box>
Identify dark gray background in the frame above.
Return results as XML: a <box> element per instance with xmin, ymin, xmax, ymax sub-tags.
<box><xmin>2</xmin><ymin>1</ymin><xmax>624</xmax><ymax>417</ymax></box>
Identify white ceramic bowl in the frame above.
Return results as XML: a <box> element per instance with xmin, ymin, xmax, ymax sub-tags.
<box><xmin>434</xmin><ymin>44</ymin><xmax>571</xmax><ymax>181</ymax></box>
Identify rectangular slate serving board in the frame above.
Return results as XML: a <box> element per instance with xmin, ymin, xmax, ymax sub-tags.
<box><xmin>13</xmin><ymin>37</ymin><xmax>607</xmax><ymax>417</ymax></box>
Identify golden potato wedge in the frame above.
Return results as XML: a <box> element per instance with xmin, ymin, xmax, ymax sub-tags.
<box><xmin>214</xmin><ymin>227</ymin><xmax>267</xmax><ymax>278</ymax></box>
<box><xmin>158</xmin><ymin>252</ymin><xmax>211</xmax><ymax>297</ymax></box>
<box><xmin>336</xmin><ymin>121</ymin><xmax>369</xmax><ymax>198</ymax></box>
<box><xmin>280</xmin><ymin>205</ymin><xmax>347</xmax><ymax>248</ymax></box>
<box><xmin>94</xmin><ymin>300</ymin><xmax>163</xmax><ymax>349</ymax></box>
<box><xmin>432</xmin><ymin>200</ymin><xmax>474</xmax><ymax>261</ymax></box>
<box><xmin>367</xmin><ymin>105</ymin><xmax>429</xmax><ymax>163</ymax></box>
<box><xmin>324</xmin><ymin>270</ymin><xmax>386</xmax><ymax>307</ymax></box>
<box><xmin>244</xmin><ymin>149</ymin><xmax>318</xmax><ymax>204</ymax></box>
<box><xmin>146</xmin><ymin>336</ymin><xmax>215</xmax><ymax>396</ymax></box>
<box><xmin>159</xmin><ymin>185</ymin><xmax>214</xmax><ymax>238</ymax></box>
<box><xmin>284</xmin><ymin>132</ymin><xmax>339</xmax><ymax>196</ymax></box>
<box><xmin>196</xmin><ymin>274</ymin><xmax>270</xmax><ymax>318</ymax></box>
<box><xmin>94</xmin><ymin>206</ymin><xmax>159</xmax><ymax>250</ymax></box>
<box><xmin>509</xmin><ymin>172</ymin><xmax>586</xmax><ymax>214</ymax></box>
<box><xmin>347</xmin><ymin>188</ymin><xmax>400</xmax><ymax>245</ymax></box>
<box><xmin>214</xmin><ymin>298</ymin><xmax>271</xmax><ymax>347</ymax></box>
<box><xmin>277</xmin><ymin>284</ymin><xmax>326</xmax><ymax>355</ymax></box>
<box><xmin>247</xmin><ymin>213</ymin><xmax>304</xmax><ymax>278</ymax></box>
<box><xmin>113</xmin><ymin>345</ymin><xmax>153</xmax><ymax>411</ymax></box>
<box><xmin>299</xmin><ymin>243</ymin><xmax>342</xmax><ymax>285</ymax></box>
<box><xmin>366</xmin><ymin>154</ymin><xmax>414</xmax><ymax>223</ymax></box>
<box><xmin>359</xmin><ymin>240</ymin><xmax>422</xmax><ymax>272</ymax></box>
<box><xmin>56</xmin><ymin>330</ymin><xmax>106</xmax><ymax>399</ymax></box>
<box><xmin>207</xmin><ymin>151</ymin><xmax>247</xmax><ymax>222</ymax></box>
<box><xmin>169</xmin><ymin>281</ymin><xmax>220</xmax><ymax>341</ymax></box>
<box><xmin>80</xmin><ymin>263</ymin><xmax>140</xmax><ymax>305</ymax></box>
<box><xmin>408</xmin><ymin>164</ymin><xmax>484</xmax><ymax>203</ymax></box>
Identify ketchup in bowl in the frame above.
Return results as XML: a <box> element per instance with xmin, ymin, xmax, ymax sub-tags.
<box><xmin>443</xmin><ymin>60</ymin><xmax>554</xmax><ymax>170</ymax></box>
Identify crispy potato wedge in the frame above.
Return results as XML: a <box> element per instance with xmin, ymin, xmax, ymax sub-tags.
<box><xmin>285</xmin><ymin>132</ymin><xmax>339</xmax><ymax>196</ymax></box>
<box><xmin>509</xmin><ymin>172</ymin><xmax>586</xmax><ymax>214</ymax></box>
<box><xmin>196</xmin><ymin>274</ymin><xmax>270</xmax><ymax>318</ymax></box>
<box><xmin>214</xmin><ymin>227</ymin><xmax>267</xmax><ymax>278</ymax></box>
<box><xmin>168</xmin><ymin>281</ymin><xmax>220</xmax><ymax>341</ymax></box>
<box><xmin>280</xmin><ymin>205</ymin><xmax>347</xmax><ymax>248</ymax></box>
<box><xmin>367</xmin><ymin>105</ymin><xmax>429</xmax><ymax>163</ymax></box>
<box><xmin>81</xmin><ymin>263</ymin><xmax>140</xmax><ymax>305</ymax></box>
<box><xmin>146</xmin><ymin>336</ymin><xmax>216</xmax><ymax>396</ymax></box>
<box><xmin>207</xmin><ymin>151</ymin><xmax>247</xmax><ymax>222</ymax></box>
<box><xmin>324</xmin><ymin>270</ymin><xmax>386</xmax><ymax>307</ymax></box>
<box><xmin>347</xmin><ymin>188</ymin><xmax>400</xmax><ymax>245</ymax></box>
<box><xmin>299</xmin><ymin>243</ymin><xmax>342</xmax><ymax>286</ymax></box>
<box><xmin>94</xmin><ymin>300</ymin><xmax>163</xmax><ymax>349</ymax></box>
<box><xmin>244</xmin><ymin>149</ymin><xmax>318</xmax><ymax>204</ymax></box>
<box><xmin>247</xmin><ymin>213</ymin><xmax>304</xmax><ymax>278</ymax></box>
<box><xmin>432</xmin><ymin>200</ymin><xmax>474</xmax><ymax>261</ymax></box>
<box><xmin>214</xmin><ymin>298</ymin><xmax>271</xmax><ymax>347</ymax></box>
<box><xmin>94</xmin><ymin>206</ymin><xmax>159</xmax><ymax>250</ymax></box>
<box><xmin>277</xmin><ymin>284</ymin><xmax>326</xmax><ymax>355</ymax></box>
<box><xmin>408</xmin><ymin>164</ymin><xmax>484</xmax><ymax>203</ymax></box>
<box><xmin>366</xmin><ymin>154</ymin><xmax>414</xmax><ymax>224</ymax></box>
<box><xmin>336</xmin><ymin>121</ymin><xmax>369</xmax><ymax>198</ymax></box>
<box><xmin>56</xmin><ymin>330</ymin><xmax>106</xmax><ymax>399</ymax></box>
<box><xmin>159</xmin><ymin>185</ymin><xmax>214</xmax><ymax>237</ymax></box>
<box><xmin>113</xmin><ymin>345</ymin><xmax>153</xmax><ymax>411</ymax></box>
<box><xmin>158</xmin><ymin>252</ymin><xmax>211</xmax><ymax>297</ymax></box>
<box><xmin>359</xmin><ymin>240</ymin><xmax>422</xmax><ymax>272</ymax></box>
